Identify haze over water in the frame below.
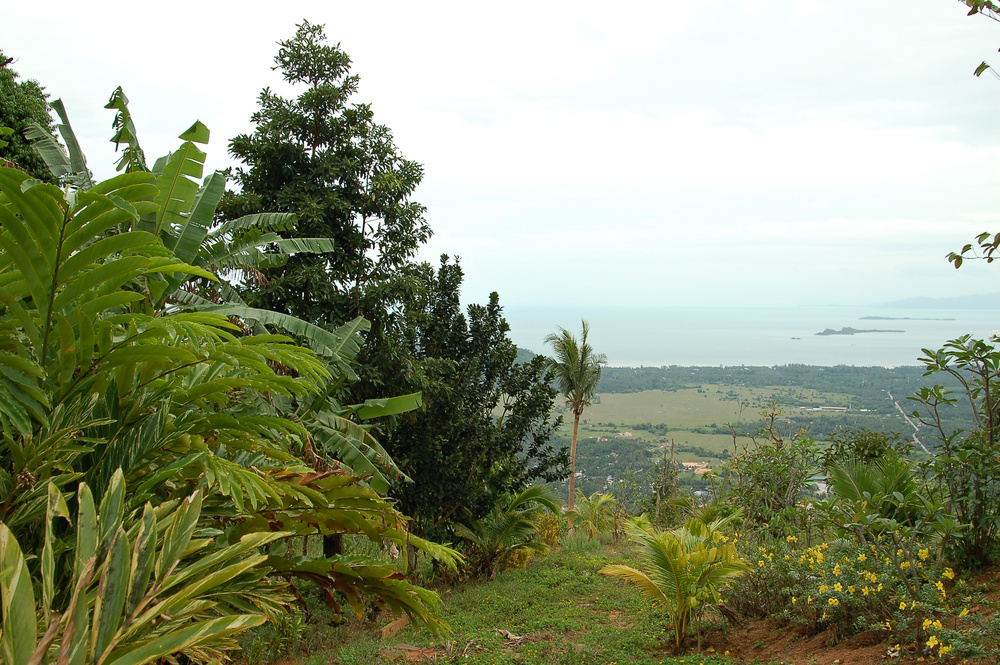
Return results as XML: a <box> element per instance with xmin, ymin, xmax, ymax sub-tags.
<box><xmin>504</xmin><ymin>305</ymin><xmax>1000</xmax><ymax>368</ymax></box>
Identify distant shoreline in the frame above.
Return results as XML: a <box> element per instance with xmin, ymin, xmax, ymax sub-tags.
<box><xmin>861</xmin><ymin>316</ymin><xmax>955</xmax><ymax>321</ymax></box>
<box><xmin>816</xmin><ymin>327</ymin><xmax>905</xmax><ymax>336</ymax></box>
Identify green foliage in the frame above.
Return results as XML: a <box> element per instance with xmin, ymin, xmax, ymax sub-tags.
<box><xmin>909</xmin><ymin>335</ymin><xmax>1000</xmax><ymax>568</ymax></box>
<box><xmin>600</xmin><ymin>512</ymin><xmax>749</xmax><ymax>651</ymax></box>
<box><xmin>388</xmin><ymin>257</ymin><xmax>567</xmax><ymax>539</ymax></box>
<box><xmin>0</xmin><ymin>53</ymin><xmax>59</xmax><ymax>182</ymax></box>
<box><xmin>0</xmin><ymin>475</ymin><xmax>287</xmax><ymax>665</ymax></box>
<box><xmin>0</xmin><ymin>100</ymin><xmax>457</xmax><ymax>662</ymax></box>
<box><xmin>724</xmin><ymin>536</ymin><xmax>980</xmax><ymax>655</ymax></box>
<box><xmin>223</xmin><ymin>20</ymin><xmax>430</xmax><ymax>351</ymax></box>
<box><xmin>568</xmin><ymin>490</ymin><xmax>617</xmax><ymax>540</ymax></box>
<box><xmin>820</xmin><ymin>429</ymin><xmax>913</xmax><ymax>468</ymax></box>
<box><xmin>454</xmin><ymin>485</ymin><xmax>561</xmax><ymax>578</ymax></box>
<box><xmin>716</xmin><ymin>405</ymin><xmax>821</xmax><ymax>535</ymax></box>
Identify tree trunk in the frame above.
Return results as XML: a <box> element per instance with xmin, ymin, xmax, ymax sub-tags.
<box><xmin>568</xmin><ymin>409</ymin><xmax>581</xmax><ymax>535</ymax></box>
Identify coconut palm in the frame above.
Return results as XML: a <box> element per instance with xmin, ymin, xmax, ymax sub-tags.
<box><xmin>600</xmin><ymin>512</ymin><xmax>749</xmax><ymax>652</ymax></box>
<box><xmin>545</xmin><ymin>320</ymin><xmax>607</xmax><ymax>515</ymax></box>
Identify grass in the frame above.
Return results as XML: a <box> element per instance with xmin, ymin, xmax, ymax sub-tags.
<box><xmin>250</xmin><ymin>534</ymin><xmax>733</xmax><ymax>665</ymax></box>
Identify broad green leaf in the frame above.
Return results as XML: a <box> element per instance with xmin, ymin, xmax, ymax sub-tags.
<box><xmin>93</xmin><ymin>527</ymin><xmax>131</xmax><ymax>663</ymax></box>
<box><xmin>126</xmin><ymin>504</ymin><xmax>157</xmax><ymax>616</ymax></box>
<box><xmin>106</xmin><ymin>614</ymin><xmax>266</xmax><ymax>665</ymax></box>
<box><xmin>0</xmin><ymin>524</ymin><xmax>37</xmax><ymax>665</ymax></box>
<box><xmin>353</xmin><ymin>392</ymin><xmax>422</xmax><ymax>419</ymax></box>
<box><xmin>155</xmin><ymin>491</ymin><xmax>202</xmax><ymax>581</ymax></box>
<box><xmin>98</xmin><ymin>469</ymin><xmax>126</xmax><ymax>558</ymax></box>
<box><xmin>42</xmin><ymin>483</ymin><xmax>71</xmax><ymax>619</ymax></box>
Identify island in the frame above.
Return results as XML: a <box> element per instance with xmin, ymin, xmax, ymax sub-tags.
<box><xmin>860</xmin><ymin>316</ymin><xmax>955</xmax><ymax>321</ymax></box>
<box><xmin>816</xmin><ymin>327</ymin><xmax>905</xmax><ymax>336</ymax></box>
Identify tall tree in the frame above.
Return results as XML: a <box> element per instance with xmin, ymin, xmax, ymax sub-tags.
<box><xmin>0</xmin><ymin>51</ymin><xmax>59</xmax><ymax>182</ymax></box>
<box><xmin>388</xmin><ymin>257</ymin><xmax>567</xmax><ymax>540</ymax></box>
<box><xmin>545</xmin><ymin>321</ymin><xmax>607</xmax><ymax>514</ymax></box>
<box><xmin>221</xmin><ymin>21</ymin><xmax>430</xmax><ymax>396</ymax></box>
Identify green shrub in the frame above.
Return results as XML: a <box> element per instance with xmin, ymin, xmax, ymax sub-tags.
<box><xmin>600</xmin><ymin>512</ymin><xmax>749</xmax><ymax>651</ymax></box>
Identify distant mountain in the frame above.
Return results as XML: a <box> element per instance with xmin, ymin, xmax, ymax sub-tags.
<box><xmin>879</xmin><ymin>292</ymin><xmax>1000</xmax><ymax>309</ymax></box>
<box><xmin>514</xmin><ymin>347</ymin><xmax>539</xmax><ymax>365</ymax></box>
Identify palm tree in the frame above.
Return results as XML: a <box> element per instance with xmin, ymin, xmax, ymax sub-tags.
<box><xmin>545</xmin><ymin>320</ymin><xmax>607</xmax><ymax>516</ymax></box>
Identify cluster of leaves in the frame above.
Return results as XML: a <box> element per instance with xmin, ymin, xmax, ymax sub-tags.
<box><xmin>0</xmin><ymin>95</ymin><xmax>457</xmax><ymax>663</ymax></box>
<box><xmin>388</xmin><ymin>257</ymin><xmax>567</xmax><ymax>541</ymax></box>
<box><xmin>453</xmin><ymin>485</ymin><xmax>561</xmax><ymax>579</ymax></box>
<box><xmin>600</xmin><ymin>511</ymin><xmax>749</xmax><ymax>652</ymax></box>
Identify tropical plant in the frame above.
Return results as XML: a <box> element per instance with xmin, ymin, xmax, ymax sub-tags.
<box><xmin>909</xmin><ymin>335</ymin><xmax>1000</xmax><ymax>568</ymax></box>
<box><xmin>0</xmin><ymin>475</ymin><xmax>289</xmax><ymax>665</ymax></box>
<box><xmin>600</xmin><ymin>512</ymin><xmax>749</xmax><ymax>651</ymax></box>
<box><xmin>453</xmin><ymin>484</ymin><xmax>561</xmax><ymax>578</ymax></box>
<box><xmin>0</xmin><ymin>105</ymin><xmax>457</xmax><ymax>662</ymax></box>
<box><xmin>716</xmin><ymin>404</ymin><xmax>821</xmax><ymax>535</ymax></box>
<box><xmin>545</xmin><ymin>320</ymin><xmax>607</xmax><ymax>515</ymax></box>
<box><xmin>568</xmin><ymin>490</ymin><xmax>617</xmax><ymax>540</ymax></box>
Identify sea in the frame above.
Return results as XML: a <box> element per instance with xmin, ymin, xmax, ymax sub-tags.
<box><xmin>502</xmin><ymin>305</ymin><xmax>1000</xmax><ymax>368</ymax></box>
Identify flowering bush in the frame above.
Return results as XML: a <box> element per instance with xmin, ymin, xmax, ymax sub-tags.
<box><xmin>723</xmin><ymin>534</ymin><xmax>989</xmax><ymax>654</ymax></box>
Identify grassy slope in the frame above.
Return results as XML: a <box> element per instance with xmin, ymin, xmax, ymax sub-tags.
<box><xmin>266</xmin><ymin>536</ymin><xmax>729</xmax><ymax>665</ymax></box>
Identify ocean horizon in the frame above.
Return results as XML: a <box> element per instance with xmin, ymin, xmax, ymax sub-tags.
<box><xmin>502</xmin><ymin>305</ymin><xmax>1000</xmax><ymax>368</ymax></box>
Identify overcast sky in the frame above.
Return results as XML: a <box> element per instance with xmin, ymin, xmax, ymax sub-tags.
<box><xmin>4</xmin><ymin>1</ymin><xmax>1000</xmax><ymax>308</ymax></box>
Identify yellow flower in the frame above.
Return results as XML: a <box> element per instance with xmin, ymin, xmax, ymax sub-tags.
<box><xmin>885</xmin><ymin>620</ymin><xmax>892</xmax><ymax>630</ymax></box>
<box><xmin>847</xmin><ymin>585</ymin><xmax>855</xmax><ymax>594</ymax></box>
<box><xmin>821</xmin><ymin>611</ymin><xmax>829</xmax><ymax>619</ymax></box>
<box><xmin>807</xmin><ymin>595</ymin><xmax>813</xmax><ymax>604</ymax></box>
<box><xmin>828</xmin><ymin>598</ymin><xmax>840</xmax><ymax>606</ymax></box>
<box><xmin>862</xmin><ymin>586</ymin><xmax>870</xmax><ymax>596</ymax></box>
<box><xmin>858</xmin><ymin>553</ymin><xmax>867</xmax><ymax>562</ymax></box>
<box><xmin>923</xmin><ymin>619</ymin><xmax>932</xmax><ymax>630</ymax></box>
<box><xmin>911</xmin><ymin>601</ymin><xmax>918</xmax><ymax>610</ymax></box>
<box><xmin>833</xmin><ymin>564</ymin><xmax>841</xmax><ymax>576</ymax></box>
<box><xmin>926</xmin><ymin>636</ymin><xmax>939</xmax><ymax>648</ymax></box>
<box><xmin>918</xmin><ymin>548</ymin><xmax>930</xmax><ymax>561</ymax></box>
<box><xmin>938</xmin><ymin>645</ymin><xmax>952</xmax><ymax>656</ymax></box>
<box><xmin>899</xmin><ymin>601</ymin><xmax>907</xmax><ymax>610</ymax></box>
<box><xmin>833</xmin><ymin>583</ymin><xmax>843</xmax><ymax>592</ymax></box>
<box><xmin>943</xmin><ymin>568</ymin><xmax>955</xmax><ymax>580</ymax></box>
<box><xmin>791</xmin><ymin>596</ymin><xmax>797</xmax><ymax>605</ymax></box>
<box><xmin>878</xmin><ymin>583</ymin><xmax>884</xmax><ymax>591</ymax></box>
<box><xmin>900</xmin><ymin>561</ymin><xmax>911</xmax><ymax>570</ymax></box>
<box><xmin>932</xmin><ymin>620</ymin><xmax>942</xmax><ymax>629</ymax></box>
<box><xmin>959</xmin><ymin>608</ymin><xmax>970</xmax><ymax>617</ymax></box>
<box><xmin>897</xmin><ymin>548</ymin><xmax>904</xmax><ymax>556</ymax></box>
<box><xmin>819</xmin><ymin>585</ymin><xmax>830</xmax><ymax>593</ymax></box>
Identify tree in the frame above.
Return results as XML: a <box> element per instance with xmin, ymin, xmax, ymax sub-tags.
<box><xmin>545</xmin><ymin>320</ymin><xmax>607</xmax><ymax>514</ymax></box>
<box><xmin>387</xmin><ymin>257</ymin><xmax>567</xmax><ymax>541</ymax></box>
<box><xmin>222</xmin><ymin>20</ymin><xmax>431</xmax><ymax>397</ymax></box>
<box><xmin>0</xmin><ymin>51</ymin><xmax>60</xmax><ymax>182</ymax></box>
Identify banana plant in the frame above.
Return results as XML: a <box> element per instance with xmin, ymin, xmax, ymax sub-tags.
<box><xmin>600</xmin><ymin>513</ymin><xmax>749</xmax><ymax>652</ymax></box>
<box><xmin>0</xmin><ymin>472</ymin><xmax>289</xmax><ymax>665</ymax></box>
<box><xmin>1</xmin><ymin>98</ymin><xmax>457</xmax><ymax>660</ymax></box>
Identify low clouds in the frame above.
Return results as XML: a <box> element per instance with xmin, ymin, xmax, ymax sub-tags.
<box><xmin>6</xmin><ymin>0</ymin><xmax>999</xmax><ymax>308</ymax></box>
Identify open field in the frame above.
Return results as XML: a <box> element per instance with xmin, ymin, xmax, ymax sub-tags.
<box><xmin>548</xmin><ymin>383</ymin><xmax>917</xmax><ymax>498</ymax></box>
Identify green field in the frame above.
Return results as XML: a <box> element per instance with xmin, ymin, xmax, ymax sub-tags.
<box><xmin>548</xmin><ymin>383</ymin><xmax>914</xmax><ymax>498</ymax></box>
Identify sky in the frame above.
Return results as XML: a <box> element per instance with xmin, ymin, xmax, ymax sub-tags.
<box><xmin>4</xmin><ymin>1</ymin><xmax>1000</xmax><ymax>309</ymax></box>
